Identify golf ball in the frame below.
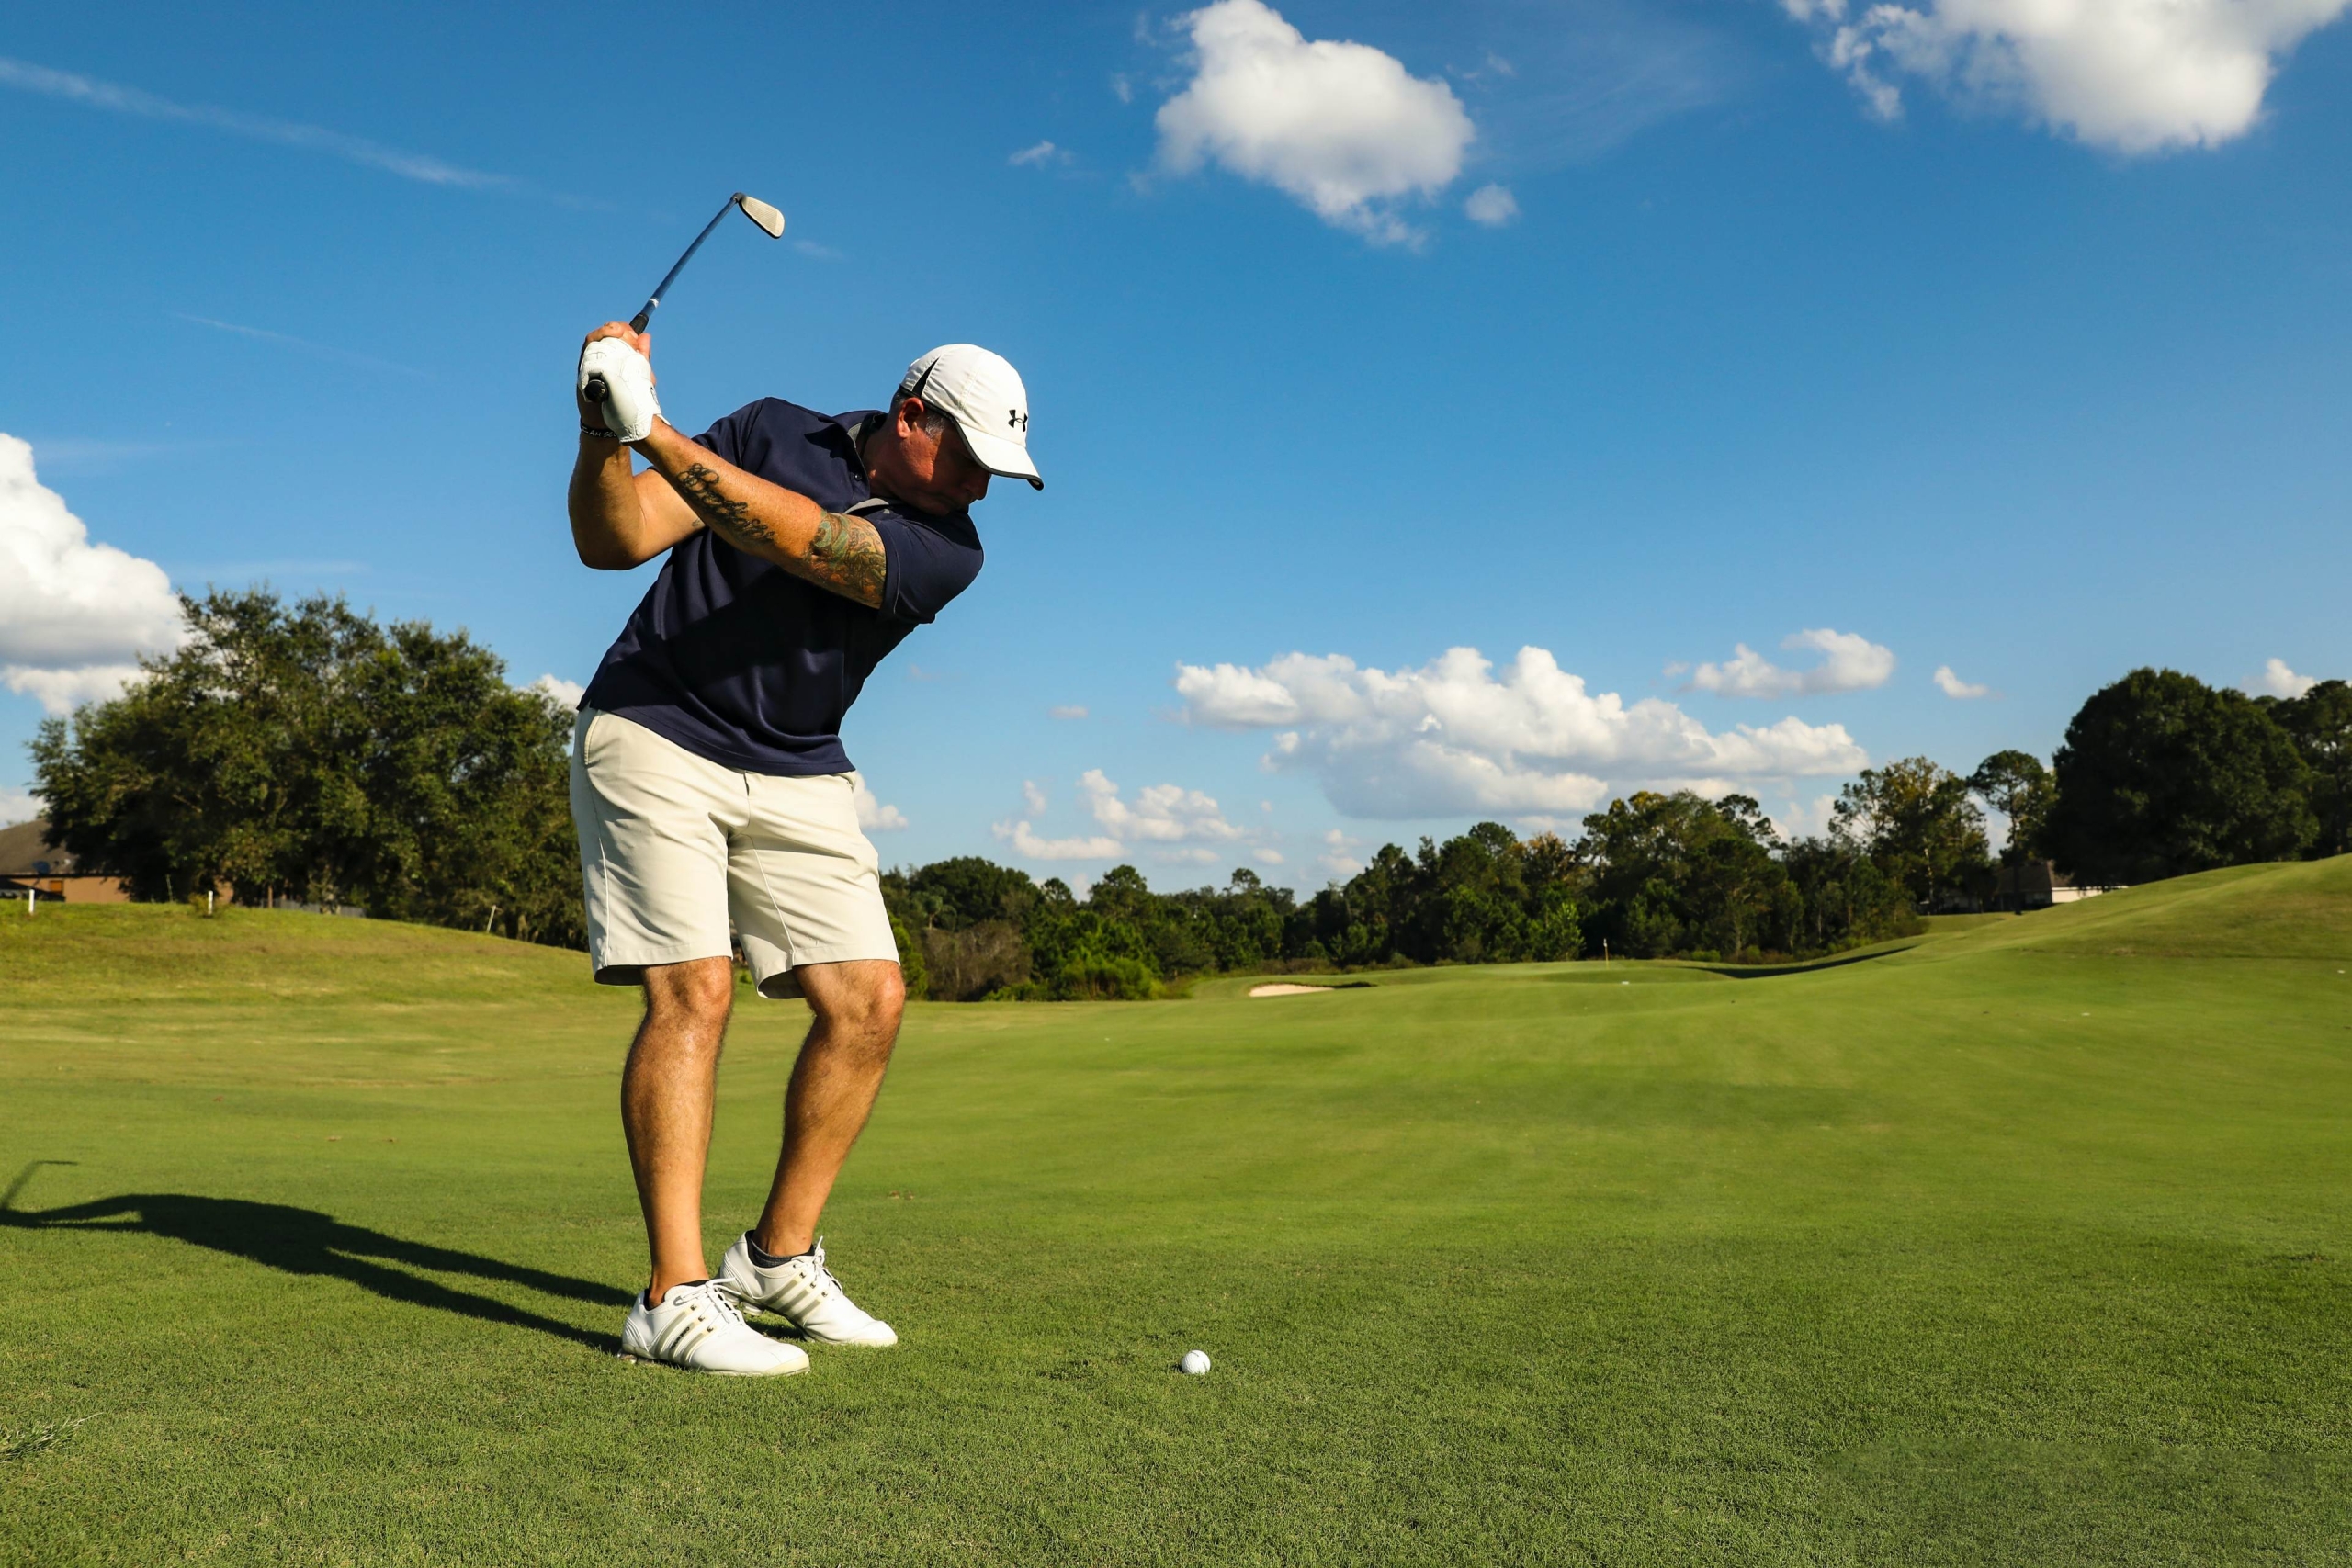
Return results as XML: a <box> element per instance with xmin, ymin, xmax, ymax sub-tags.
<box><xmin>1180</xmin><ymin>1349</ymin><xmax>1212</xmax><ymax>1375</ymax></box>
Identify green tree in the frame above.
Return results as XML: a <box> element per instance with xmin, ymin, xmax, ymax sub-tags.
<box><xmin>2044</xmin><ymin>668</ymin><xmax>2315</xmax><ymax>884</ymax></box>
<box><xmin>1834</xmin><ymin>758</ymin><xmax>1993</xmax><ymax>910</ymax></box>
<box><xmin>1576</xmin><ymin>791</ymin><xmax>1791</xmax><ymax>959</ymax></box>
<box><xmin>1969</xmin><ymin>750</ymin><xmax>2056</xmax><ymax>866</ymax></box>
<box><xmin>2273</xmin><ymin>680</ymin><xmax>2352</xmax><ymax>859</ymax></box>
<box><xmin>1020</xmin><ymin>865</ymin><xmax>1162</xmax><ymax>999</ymax></box>
<box><xmin>1779</xmin><ymin>836</ymin><xmax>1917</xmax><ymax>953</ymax></box>
<box><xmin>30</xmin><ymin>589</ymin><xmax>582</xmax><ymax>946</ymax></box>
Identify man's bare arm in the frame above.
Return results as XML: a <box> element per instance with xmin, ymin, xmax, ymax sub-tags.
<box><xmin>633</xmin><ymin>423</ymin><xmax>888</xmax><ymax>609</ymax></box>
<box><xmin>568</xmin><ymin>434</ymin><xmax>701</xmax><ymax>570</ymax></box>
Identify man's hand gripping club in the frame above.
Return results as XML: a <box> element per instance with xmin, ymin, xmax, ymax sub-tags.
<box><xmin>568</xmin><ymin>323</ymin><xmax>889</xmax><ymax>608</ymax></box>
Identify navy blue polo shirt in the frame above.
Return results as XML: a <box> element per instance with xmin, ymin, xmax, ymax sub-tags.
<box><xmin>580</xmin><ymin>399</ymin><xmax>983</xmax><ymax>776</ymax></box>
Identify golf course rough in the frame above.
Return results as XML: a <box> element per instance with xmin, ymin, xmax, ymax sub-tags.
<box><xmin>3</xmin><ymin>857</ymin><xmax>2349</xmax><ymax>1565</ymax></box>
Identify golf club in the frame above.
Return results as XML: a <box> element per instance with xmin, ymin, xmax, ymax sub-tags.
<box><xmin>582</xmin><ymin>191</ymin><xmax>786</xmax><ymax>408</ymax></box>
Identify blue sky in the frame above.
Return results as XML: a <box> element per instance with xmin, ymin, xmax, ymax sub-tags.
<box><xmin>4</xmin><ymin>0</ymin><xmax>2347</xmax><ymax>887</ymax></box>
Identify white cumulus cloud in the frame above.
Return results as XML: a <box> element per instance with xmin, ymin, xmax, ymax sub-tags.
<box><xmin>995</xmin><ymin>819</ymin><xmax>1125</xmax><ymax>861</ymax></box>
<box><xmin>1464</xmin><ymin>183</ymin><xmax>1520</xmax><ymax>226</ymax></box>
<box><xmin>1176</xmin><ymin>645</ymin><xmax>1867</xmax><ymax>820</ymax></box>
<box><xmin>1</xmin><ymin>433</ymin><xmax>184</xmax><ymax>715</ymax></box>
<box><xmin>851</xmin><ymin>775</ymin><xmax>909</xmax><ymax>831</ymax></box>
<box><xmin>2249</xmin><ymin>657</ymin><xmax>2320</xmax><ymax>698</ymax></box>
<box><xmin>1782</xmin><ymin>0</ymin><xmax>2350</xmax><ymax>152</ymax></box>
<box><xmin>992</xmin><ymin>769</ymin><xmax>1254</xmax><ymax>864</ymax></box>
<box><xmin>528</xmin><ymin>673</ymin><xmax>586</xmax><ymax>709</ymax></box>
<box><xmin>1933</xmin><ymin>664</ymin><xmax>1993</xmax><ymax>699</ymax></box>
<box><xmin>1079</xmin><ymin>768</ymin><xmax>1247</xmax><ymax>843</ymax></box>
<box><xmin>0</xmin><ymin>785</ymin><xmax>40</xmax><ymax>827</ymax></box>
<box><xmin>1155</xmin><ymin>0</ymin><xmax>1476</xmax><ymax>244</ymax></box>
<box><xmin>1685</xmin><ymin>628</ymin><xmax>1895</xmax><ymax>699</ymax></box>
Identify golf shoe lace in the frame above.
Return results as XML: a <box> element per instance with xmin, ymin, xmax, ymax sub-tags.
<box><xmin>805</xmin><ymin>1237</ymin><xmax>844</xmax><ymax>1301</ymax></box>
<box><xmin>684</xmin><ymin>1278</ymin><xmax>749</xmax><ymax>1329</ymax></box>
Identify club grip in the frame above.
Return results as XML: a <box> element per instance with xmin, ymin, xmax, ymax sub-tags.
<box><xmin>583</xmin><ymin>375</ymin><xmax>609</xmax><ymax>405</ymax></box>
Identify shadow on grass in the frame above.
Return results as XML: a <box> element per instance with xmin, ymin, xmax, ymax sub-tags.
<box><xmin>1700</xmin><ymin>942</ymin><xmax>1922</xmax><ymax>980</ymax></box>
<box><xmin>2</xmin><ymin>1163</ymin><xmax>628</xmax><ymax>1353</ymax></box>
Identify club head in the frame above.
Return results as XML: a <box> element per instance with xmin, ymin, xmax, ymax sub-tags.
<box><xmin>733</xmin><ymin>193</ymin><xmax>786</xmax><ymax>239</ymax></box>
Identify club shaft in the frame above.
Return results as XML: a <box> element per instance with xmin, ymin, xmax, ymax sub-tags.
<box><xmin>630</xmin><ymin>197</ymin><xmax>739</xmax><ymax>333</ymax></box>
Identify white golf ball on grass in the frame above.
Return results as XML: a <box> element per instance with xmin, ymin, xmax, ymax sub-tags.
<box><xmin>1180</xmin><ymin>1349</ymin><xmax>1212</xmax><ymax>1375</ymax></box>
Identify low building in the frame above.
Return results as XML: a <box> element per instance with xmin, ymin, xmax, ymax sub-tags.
<box><xmin>0</xmin><ymin>818</ymin><xmax>131</xmax><ymax>904</ymax></box>
<box><xmin>1996</xmin><ymin>858</ymin><xmax>2126</xmax><ymax>911</ymax></box>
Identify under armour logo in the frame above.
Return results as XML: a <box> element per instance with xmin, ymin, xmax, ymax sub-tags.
<box><xmin>1008</xmin><ymin>408</ymin><xmax>1028</xmax><ymax>432</ymax></box>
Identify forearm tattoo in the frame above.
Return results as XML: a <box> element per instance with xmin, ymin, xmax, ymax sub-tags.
<box><xmin>808</xmin><ymin>512</ymin><xmax>888</xmax><ymax>607</ymax></box>
<box><xmin>673</xmin><ymin>463</ymin><xmax>775</xmax><ymax>548</ymax></box>
<box><xmin>672</xmin><ymin>461</ymin><xmax>885</xmax><ymax>607</ymax></box>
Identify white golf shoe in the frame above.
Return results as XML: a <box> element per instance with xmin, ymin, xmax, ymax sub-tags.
<box><xmin>718</xmin><ymin>1235</ymin><xmax>899</xmax><ymax>1348</ymax></box>
<box><xmin>620</xmin><ymin>1279</ymin><xmax>810</xmax><ymax>1376</ymax></box>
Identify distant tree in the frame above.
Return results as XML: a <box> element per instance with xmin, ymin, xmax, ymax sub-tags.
<box><xmin>1834</xmin><ymin>758</ymin><xmax>1994</xmax><ymax>910</ymax></box>
<box><xmin>1778</xmin><ymin>835</ymin><xmax>1917</xmax><ymax>953</ymax></box>
<box><xmin>2044</xmin><ymin>668</ymin><xmax>2315</xmax><ymax>884</ymax></box>
<box><xmin>1685</xmin><ymin>795</ymin><xmax>1784</xmax><ymax>958</ymax></box>
<box><xmin>1021</xmin><ymin>864</ymin><xmax>1161</xmax><ymax>999</ymax></box>
<box><xmin>1577</xmin><ymin>791</ymin><xmax>1790</xmax><ymax>959</ymax></box>
<box><xmin>1520</xmin><ymin>831</ymin><xmax>1586</xmax><ymax>962</ymax></box>
<box><xmin>31</xmin><ymin>589</ymin><xmax>582</xmax><ymax>943</ymax></box>
<box><xmin>1969</xmin><ymin>750</ymin><xmax>2056</xmax><ymax>866</ymax></box>
<box><xmin>889</xmin><ymin>916</ymin><xmax>930</xmax><ymax>1001</ymax></box>
<box><xmin>33</xmin><ymin>590</ymin><xmax>368</xmax><ymax>903</ymax></box>
<box><xmin>900</xmin><ymin>856</ymin><xmax>1038</xmax><ymax>930</ymax></box>
<box><xmin>2274</xmin><ymin>680</ymin><xmax>2352</xmax><ymax>859</ymax></box>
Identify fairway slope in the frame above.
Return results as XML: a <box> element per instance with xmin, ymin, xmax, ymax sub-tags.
<box><xmin>1918</xmin><ymin>854</ymin><xmax>2352</xmax><ymax>964</ymax></box>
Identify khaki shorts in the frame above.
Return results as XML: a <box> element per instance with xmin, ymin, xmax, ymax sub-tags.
<box><xmin>569</xmin><ymin>707</ymin><xmax>899</xmax><ymax>998</ymax></box>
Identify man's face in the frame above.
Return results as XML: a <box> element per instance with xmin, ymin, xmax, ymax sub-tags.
<box><xmin>882</xmin><ymin>399</ymin><xmax>991</xmax><ymax>514</ymax></box>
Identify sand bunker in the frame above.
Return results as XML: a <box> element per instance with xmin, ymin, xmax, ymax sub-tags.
<box><xmin>1248</xmin><ymin>983</ymin><xmax>1336</xmax><ymax>998</ymax></box>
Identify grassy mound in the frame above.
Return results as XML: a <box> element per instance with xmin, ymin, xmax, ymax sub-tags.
<box><xmin>0</xmin><ymin>902</ymin><xmax>592</xmax><ymax>1004</ymax></box>
<box><xmin>4</xmin><ymin>884</ymin><xmax>2349</xmax><ymax>1563</ymax></box>
<box><xmin>1921</xmin><ymin>854</ymin><xmax>2352</xmax><ymax>963</ymax></box>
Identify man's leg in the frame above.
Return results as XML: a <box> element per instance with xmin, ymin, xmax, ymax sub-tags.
<box><xmin>750</xmin><ymin>959</ymin><xmax>906</xmax><ymax>1258</ymax></box>
<box><xmin>622</xmin><ymin>955</ymin><xmax>737</xmax><ymax>1300</ymax></box>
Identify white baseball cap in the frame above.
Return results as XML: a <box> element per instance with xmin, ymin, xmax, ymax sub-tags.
<box><xmin>897</xmin><ymin>344</ymin><xmax>1041</xmax><ymax>490</ymax></box>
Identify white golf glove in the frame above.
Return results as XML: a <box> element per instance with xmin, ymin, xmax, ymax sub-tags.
<box><xmin>578</xmin><ymin>338</ymin><xmax>661</xmax><ymax>443</ymax></box>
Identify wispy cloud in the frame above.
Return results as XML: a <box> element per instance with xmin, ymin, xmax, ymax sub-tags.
<box><xmin>793</xmin><ymin>239</ymin><xmax>845</xmax><ymax>262</ymax></box>
<box><xmin>1932</xmin><ymin>664</ymin><xmax>1992</xmax><ymax>700</ymax></box>
<box><xmin>23</xmin><ymin>436</ymin><xmax>225</xmax><ymax>475</ymax></box>
<box><xmin>175</xmin><ymin>315</ymin><xmax>427</xmax><ymax>378</ymax></box>
<box><xmin>1010</xmin><ymin>140</ymin><xmax>1075</xmax><ymax>167</ymax></box>
<box><xmin>1464</xmin><ymin>183</ymin><xmax>1520</xmax><ymax>226</ymax></box>
<box><xmin>0</xmin><ymin>55</ymin><xmax>516</xmax><ymax>192</ymax></box>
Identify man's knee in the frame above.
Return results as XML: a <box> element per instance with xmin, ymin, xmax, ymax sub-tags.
<box><xmin>642</xmin><ymin>957</ymin><xmax>736</xmax><ymax>1033</ymax></box>
<box><xmin>805</xmin><ymin>961</ymin><xmax>904</xmax><ymax>1045</ymax></box>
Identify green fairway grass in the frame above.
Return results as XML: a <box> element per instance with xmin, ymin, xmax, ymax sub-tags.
<box><xmin>5</xmin><ymin>863</ymin><xmax>2350</xmax><ymax>1565</ymax></box>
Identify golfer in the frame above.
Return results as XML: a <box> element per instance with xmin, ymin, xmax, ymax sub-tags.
<box><xmin>565</xmin><ymin>324</ymin><xmax>1038</xmax><ymax>1374</ymax></box>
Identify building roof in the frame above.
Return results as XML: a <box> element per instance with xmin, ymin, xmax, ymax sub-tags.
<box><xmin>0</xmin><ymin>818</ymin><xmax>76</xmax><ymax>877</ymax></box>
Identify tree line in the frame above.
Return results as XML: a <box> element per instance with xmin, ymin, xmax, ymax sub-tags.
<box><xmin>31</xmin><ymin>591</ymin><xmax>582</xmax><ymax>946</ymax></box>
<box><xmin>28</xmin><ymin>592</ymin><xmax>2348</xmax><ymax>988</ymax></box>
